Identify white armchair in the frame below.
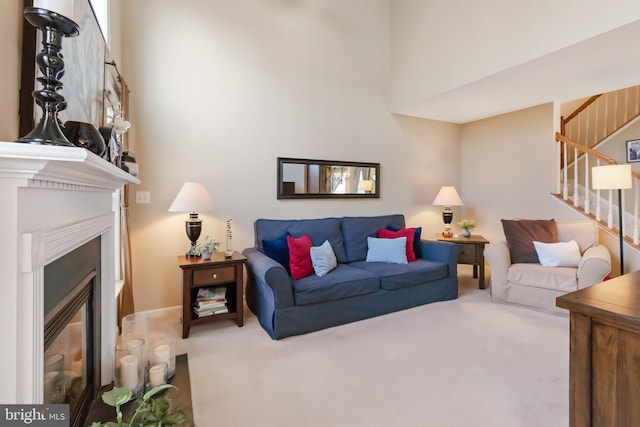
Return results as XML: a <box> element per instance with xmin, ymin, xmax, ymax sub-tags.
<box><xmin>484</xmin><ymin>220</ymin><xmax>611</xmax><ymax>313</ymax></box>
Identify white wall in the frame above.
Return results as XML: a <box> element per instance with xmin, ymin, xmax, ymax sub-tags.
<box><xmin>390</xmin><ymin>0</ymin><xmax>640</xmax><ymax>113</ymax></box>
<box><xmin>460</xmin><ymin>104</ymin><xmax>585</xmax><ymax>244</ymax></box>
<box><xmin>120</xmin><ymin>0</ymin><xmax>461</xmax><ymax>311</ymax></box>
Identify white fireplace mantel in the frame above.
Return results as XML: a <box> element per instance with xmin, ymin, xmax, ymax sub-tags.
<box><xmin>0</xmin><ymin>141</ymin><xmax>138</xmax><ymax>189</ymax></box>
<box><xmin>0</xmin><ymin>141</ymin><xmax>140</xmax><ymax>404</ymax></box>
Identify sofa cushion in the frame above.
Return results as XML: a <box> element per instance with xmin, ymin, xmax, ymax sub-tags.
<box><xmin>533</xmin><ymin>240</ymin><xmax>581</xmax><ymax>267</ymax></box>
<box><xmin>255</xmin><ymin>217</ymin><xmax>348</xmax><ymax>263</ymax></box>
<box><xmin>292</xmin><ymin>264</ymin><xmax>380</xmax><ymax>306</ymax></box>
<box><xmin>262</xmin><ymin>231</ymin><xmax>291</xmax><ymax>272</ymax></box>
<box><xmin>310</xmin><ymin>240</ymin><xmax>337</xmax><ymax>277</ymax></box>
<box><xmin>342</xmin><ymin>214</ymin><xmax>406</xmax><ymax>263</ymax></box>
<box><xmin>507</xmin><ymin>263</ymin><xmax>578</xmax><ymax>293</ymax></box>
<box><xmin>287</xmin><ymin>234</ymin><xmax>314</xmax><ymax>280</ymax></box>
<box><xmin>501</xmin><ymin>219</ymin><xmax>558</xmax><ymax>263</ymax></box>
<box><xmin>350</xmin><ymin>259</ymin><xmax>448</xmax><ymax>290</ymax></box>
<box><xmin>378</xmin><ymin>228</ymin><xmax>416</xmax><ymax>262</ymax></box>
<box><xmin>388</xmin><ymin>226</ymin><xmax>423</xmax><ymax>258</ymax></box>
<box><xmin>366</xmin><ymin>237</ymin><xmax>408</xmax><ymax>264</ymax></box>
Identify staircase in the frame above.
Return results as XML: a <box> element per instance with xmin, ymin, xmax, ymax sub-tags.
<box><xmin>555</xmin><ymin>85</ymin><xmax>640</xmax><ymax>256</ymax></box>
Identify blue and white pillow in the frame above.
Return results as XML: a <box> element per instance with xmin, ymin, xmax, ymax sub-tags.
<box><xmin>366</xmin><ymin>236</ymin><xmax>408</xmax><ymax>264</ymax></box>
<box><xmin>310</xmin><ymin>240</ymin><xmax>338</xmax><ymax>276</ymax></box>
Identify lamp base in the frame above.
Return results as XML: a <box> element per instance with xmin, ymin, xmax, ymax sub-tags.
<box><xmin>186</xmin><ymin>248</ymin><xmax>201</xmax><ymax>259</ymax></box>
<box><xmin>185</xmin><ymin>214</ymin><xmax>202</xmax><ymax>258</ymax></box>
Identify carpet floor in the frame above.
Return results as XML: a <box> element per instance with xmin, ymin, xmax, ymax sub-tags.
<box><xmin>155</xmin><ymin>266</ymin><xmax>570</xmax><ymax>427</ymax></box>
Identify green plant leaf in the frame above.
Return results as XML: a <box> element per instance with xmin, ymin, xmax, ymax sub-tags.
<box><xmin>102</xmin><ymin>387</ymin><xmax>133</xmax><ymax>407</ymax></box>
<box><xmin>128</xmin><ymin>385</ymin><xmax>178</xmax><ymax>427</ymax></box>
<box><xmin>142</xmin><ymin>384</ymin><xmax>176</xmax><ymax>401</ymax></box>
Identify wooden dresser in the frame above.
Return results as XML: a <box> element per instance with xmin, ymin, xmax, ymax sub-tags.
<box><xmin>556</xmin><ymin>271</ymin><xmax>640</xmax><ymax>427</ymax></box>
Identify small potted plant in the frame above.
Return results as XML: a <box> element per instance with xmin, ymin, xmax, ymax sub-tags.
<box><xmin>194</xmin><ymin>236</ymin><xmax>221</xmax><ymax>260</ymax></box>
<box><xmin>458</xmin><ymin>219</ymin><xmax>476</xmax><ymax>238</ymax></box>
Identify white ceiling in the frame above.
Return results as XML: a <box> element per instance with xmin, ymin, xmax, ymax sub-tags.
<box><xmin>391</xmin><ymin>19</ymin><xmax>640</xmax><ymax>124</ymax></box>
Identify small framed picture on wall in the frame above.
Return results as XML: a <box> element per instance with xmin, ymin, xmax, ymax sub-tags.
<box><xmin>627</xmin><ymin>139</ymin><xmax>640</xmax><ymax>163</ymax></box>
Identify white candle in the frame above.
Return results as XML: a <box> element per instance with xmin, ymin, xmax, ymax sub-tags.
<box><xmin>154</xmin><ymin>344</ymin><xmax>171</xmax><ymax>367</ymax></box>
<box><xmin>119</xmin><ymin>354</ymin><xmax>138</xmax><ymax>390</ymax></box>
<box><xmin>33</xmin><ymin>0</ymin><xmax>75</xmax><ymax>20</ymax></box>
<box><xmin>149</xmin><ymin>364</ymin><xmax>166</xmax><ymax>387</ymax></box>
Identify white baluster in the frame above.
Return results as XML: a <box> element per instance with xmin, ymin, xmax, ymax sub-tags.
<box><xmin>595</xmin><ymin>159</ymin><xmax>602</xmax><ymax>222</ymax></box>
<box><xmin>585</xmin><ymin>105</ymin><xmax>590</xmax><ymax>147</ymax></box>
<box><xmin>563</xmin><ymin>143</ymin><xmax>568</xmax><ymax>199</ymax></box>
<box><xmin>584</xmin><ymin>155</ymin><xmax>590</xmax><ymax>214</ymax></box>
<box><xmin>574</xmin><ymin>147</ymin><xmax>579</xmax><ymax>207</ymax></box>
<box><xmin>592</xmin><ymin>98</ymin><xmax>600</xmax><ymax>146</ymax></box>
<box><xmin>608</xmin><ymin>188</ymin><xmax>614</xmax><ymax>229</ymax></box>
<box><xmin>634</xmin><ymin>179</ymin><xmax>639</xmax><ymax>245</ymax></box>
<box><xmin>604</xmin><ymin>94</ymin><xmax>609</xmax><ymax>137</ymax></box>
<box><xmin>577</xmin><ymin>114</ymin><xmax>581</xmax><ymax>144</ymax></box>
<box><xmin>614</xmin><ymin>91</ymin><xmax>619</xmax><ymax>130</ymax></box>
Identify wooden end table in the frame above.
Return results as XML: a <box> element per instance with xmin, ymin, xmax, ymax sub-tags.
<box><xmin>178</xmin><ymin>251</ymin><xmax>246</xmax><ymax>338</ymax></box>
<box><xmin>557</xmin><ymin>271</ymin><xmax>640</xmax><ymax>426</ymax></box>
<box><xmin>436</xmin><ymin>234</ymin><xmax>489</xmax><ymax>289</ymax></box>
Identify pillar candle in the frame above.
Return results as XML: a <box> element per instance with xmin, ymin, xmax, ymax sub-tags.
<box><xmin>154</xmin><ymin>344</ymin><xmax>171</xmax><ymax>367</ymax></box>
<box><xmin>148</xmin><ymin>363</ymin><xmax>167</xmax><ymax>388</ymax></box>
<box><xmin>33</xmin><ymin>0</ymin><xmax>75</xmax><ymax>20</ymax></box>
<box><xmin>119</xmin><ymin>354</ymin><xmax>138</xmax><ymax>390</ymax></box>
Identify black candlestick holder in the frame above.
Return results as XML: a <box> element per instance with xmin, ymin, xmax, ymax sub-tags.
<box><xmin>17</xmin><ymin>7</ymin><xmax>79</xmax><ymax>146</ymax></box>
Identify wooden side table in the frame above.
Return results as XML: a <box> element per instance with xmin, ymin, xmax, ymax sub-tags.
<box><xmin>436</xmin><ymin>234</ymin><xmax>489</xmax><ymax>289</ymax></box>
<box><xmin>178</xmin><ymin>251</ymin><xmax>246</xmax><ymax>338</ymax></box>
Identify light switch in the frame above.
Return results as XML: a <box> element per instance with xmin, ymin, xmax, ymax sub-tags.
<box><xmin>136</xmin><ymin>191</ymin><xmax>151</xmax><ymax>204</ymax></box>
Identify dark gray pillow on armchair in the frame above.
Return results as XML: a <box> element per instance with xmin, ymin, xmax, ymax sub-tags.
<box><xmin>501</xmin><ymin>219</ymin><xmax>558</xmax><ymax>263</ymax></box>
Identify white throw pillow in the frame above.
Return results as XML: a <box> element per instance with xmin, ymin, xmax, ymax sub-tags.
<box><xmin>310</xmin><ymin>240</ymin><xmax>338</xmax><ymax>277</ymax></box>
<box><xmin>366</xmin><ymin>236</ymin><xmax>408</xmax><ymax>264</ymax></box>
<box><xmin>533</xmin><ymin>240</ymin><xmax>582</xmax><ymax>267</ymax></box>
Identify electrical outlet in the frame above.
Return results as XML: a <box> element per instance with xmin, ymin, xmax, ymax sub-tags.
<box><xmin>136</xmin><ymin>191</ymin><xmax>151</xmax><ymax>204</ymax></box>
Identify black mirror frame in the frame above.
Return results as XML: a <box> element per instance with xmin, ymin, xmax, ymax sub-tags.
<box><xmin>277</xmin><ymin>157</ymin><xmax>380</xmax><ymax>199</ymax></box>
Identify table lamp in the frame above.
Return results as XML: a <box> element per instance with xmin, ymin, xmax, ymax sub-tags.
<box><xmin>169</xmin><ymin>182</ymin><xmax>215</xmax><ymax>257</ymax></box>
<box><xmin>592</xmin><ymin>164</ymin><xmax>632</xmax><ymax>275</ymax></box>
<box><xmin>432</xmin><ymin>186</ymin><xmax>464</xmax><ymax>237</ymax></box>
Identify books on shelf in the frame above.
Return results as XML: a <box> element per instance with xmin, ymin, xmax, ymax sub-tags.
<box><xmin>193</xmin><ymin>305</ymin><xmax>229</xmax><ymax>317</ymax></box>
<box><xmin>194</xmin><ymin>286</ymin><xmax>228</xmax><ymax>317</ymax></box>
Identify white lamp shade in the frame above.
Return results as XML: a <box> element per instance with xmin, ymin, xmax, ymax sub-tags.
<box><xmin>592</xmin><ymin>164</ymin><xmax>633</xmax><ymax>190</ymax></box>
<box><xmin>358</xmin><ymin>179</ymin><xmax>374</xmax><ymax>192</ymax></box>
<box><xmin>432</xmin><ymin>186</ymin><xmax>464</xmax><ymax>206</ymax></box>
<box><xmin>168</xmin><ymin>182</ymin><xmax>215</xmax><ymax>213</ymax></box>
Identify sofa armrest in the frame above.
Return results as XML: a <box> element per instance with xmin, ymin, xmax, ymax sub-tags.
<box><xmin>577</xmin><ymin>244</ymin><xmax>611</xmax><ymax>289</ymax></box>
<box><xmin>420</xmin><ymin>240</ymin><xmax>460</xmax><ymax>277</ymax></box>
<box><xmin>484</xmin><ymin>242</ymin><xmax>511</xmax><ymax>297</ymax></box>
<box><xmin>243</xmin><ymin>247</ymin><xmax>295</xmax><ymax>308</ymax></box>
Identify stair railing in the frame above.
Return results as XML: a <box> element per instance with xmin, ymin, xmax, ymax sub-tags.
<box><xmin>561</xmin><ymin>85</ymin><xmax>640</xmax><ymax>150</ymax></box>
<box><xmin>555</xmin><ymin>132</ymin><xmax>640</xmax><ymax>245</ymax></box>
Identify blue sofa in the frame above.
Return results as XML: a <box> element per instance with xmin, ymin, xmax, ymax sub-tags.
<box><xmin>243</xmin><ymin>214</ymin><xmax>460</xmax><ymax>339</ymax></box>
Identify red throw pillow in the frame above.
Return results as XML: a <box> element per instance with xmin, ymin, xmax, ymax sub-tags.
<box><xmin>378</xmin><ymin>228</ymin><xmax>416</xmax><ymax>262</ymax></box>
<box><xmin>287</xmin><ymin>234</ymin><xmax>314</xmax><ymax>279</ymax></box>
